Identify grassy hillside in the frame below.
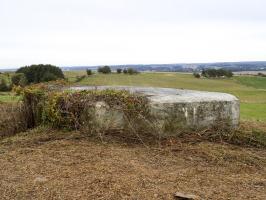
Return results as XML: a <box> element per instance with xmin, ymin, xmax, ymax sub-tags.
<box><xmin>235</xmin><ymin>76</ymin><xmax>266</xmax><ymax>89</ymax></box>
<box><xmin>65</xmin><ymin>71</ymin><xmax>266</xmax><ymax>122</ymax></box>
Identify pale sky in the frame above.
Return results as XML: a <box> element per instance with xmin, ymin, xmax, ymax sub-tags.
<box><xmin>1</xmin><ymin>0</ymin><xmax>266</xmax><ymax>68</ymax></box>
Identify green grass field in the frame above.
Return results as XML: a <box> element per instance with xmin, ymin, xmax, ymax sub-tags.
<box><xmin>235</xmin><ymin>76</ymin><xmax>266</xmax><ymax>89</ymax></box>
<box><xmin>0</xmin><ymin>92</ymin><xmax>21</xmax><ymax>103</ymax></box>
<box><xmin>65</xmin><ymin>71</ymin><xmax>266</xmax><ymax>122</ymax></box>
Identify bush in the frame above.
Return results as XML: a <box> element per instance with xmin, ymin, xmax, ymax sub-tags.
<box><xmin>11</xmin><ymin>73</ymin><xmax>28</xmax><ymax>86</ymax></box>
<box><xmin>18</xmin><ymin>85</ymin><xmax>151</xmax><ymax>135</ymax></box>
<box><xmin>123</xmin><ymin>69</ymin><xmax>128</xmax><ymax>74</ymax></box>
<box><xmin>0</xmin><ymin>79</ymin><xmax>10</xmax><ymax>91</ymax></box>
<box><xmin>86</xmin><ymin>69</ymin><xmax>92</xmax><ymax>76</ymax></box>
<box><xmin>16</xmin><ymin>64</ymin><xmax>64</xmax><ymax>84</ymax></box>
<box><xmin>193</xmin><ymin>72</ymin><xmax>201</xmax><ymax>78</ymax></box>
<box><xmin>117</xmin><ymin>68</ymin><xmax>122</xmax><ymax>74</ymax></box>
<box><xmin>98</xmin><ymin>66</ymin><xmax>111</xmax><ymax>74</ymax></box>
<box><xmin>127</xmin><ymin>68</ymin><xmax>139</xmax><ymax>75</ymax></box>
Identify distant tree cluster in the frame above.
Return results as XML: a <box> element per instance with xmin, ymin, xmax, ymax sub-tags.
<box><xmin>117</xmin><ymin>68</ymin><xmax>139</xmax><ymax>75</ymax></box>
<box><xmin>15</xmin><ymin>64</ymin><xmax>64</xmax><ymax>85</ymax></box>
<box><xmin>193</xmin><ymin>72</ymin><xmax>201</xmax><ymax>78</ymax></box>
<box><xmin>116</xmin><ymin>68</ymin><xmax>122</xmax><ymax>74</ymax></box>
<box><xmin>201</xmin><ymin>69</ymin><xmax>233</xmax><ymax>78</ymax></box>
<box><xmin>86</xmin><ymin>69</ymin><xmax>92</xmax><ymax>76</ymax></box>
<box><xmin>257</xmin><ymin>73</ymin><xmax>266</xmax><ymax>77</ymax></box>
<box><xmin>97</xmin><ymin>66</ymin><xmax>111</xmax><ymax>74</ymax></box>
<box><xmin>97</xmin><ymin>66</ymin><xmax>139</xmax><ymax>75</ymax></box>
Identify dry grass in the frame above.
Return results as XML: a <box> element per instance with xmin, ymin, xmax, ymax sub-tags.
<box><xmin>0</xmin><ymin>127</ymin><xmax>265</xmax><ymax>200</ymax></box>
<box><xmin>0</xmin><ymin>103</ymin><xmax>27</xmax><ymax>137</ymax></box>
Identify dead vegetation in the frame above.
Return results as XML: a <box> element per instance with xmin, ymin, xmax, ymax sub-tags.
<box><xmin>0</xmin><ymin>127</ymin><xmax>265</xmax><ymax>200</ymax></box>
<box><xmin>0</xmin><ymin>103</ymin><xmax>27</xmax><ymax>137</ymax></box>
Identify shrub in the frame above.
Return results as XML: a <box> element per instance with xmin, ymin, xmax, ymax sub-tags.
<box><xmin>0</xmin><ymin>79</ymin><xmax>10</xmax><ymax>91</ymax></box>
<box><xmin>98</xmin><ymin>66</ymin><xmax>111</xmax><ymax>74</ymax></box>
<box><xmin>86</xmin><ymin>69</ymin><xmax>92</xmax><ymax>76</ymax></box>
<box><xmin>193</xmin><ymin>72</ymin><xmax>201</xmax><ymax>78</ymax></box>
<box><xmin>123</xmin><ymin>69</ymin><xmax>128</xmax><ymax>74</ymax></box>
<box><xmin>117</xmin><ymin>68</ymin><xmax>122</xmax><ymax>74</ymax></box>
<box><xmin>11</xmin><ymin>73</ymin><xmax>28</xmax><ymax>86</ymax></box>
<box><xmin>16</xmin><ymin>64</ymin><xmax>64</xmax><ymax>84</ymax></box>
<box><xmin>127</xmin><ymin>68</ymin><xmax>139</xmax><ymax>75</ymax></box>
<box><xmin>17</xmin><ymin>84</ymin><xmax>152</xmax><ymax>136</ymax></box>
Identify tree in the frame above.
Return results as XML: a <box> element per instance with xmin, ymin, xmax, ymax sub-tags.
<box><xmin>201</xmin><ymin>68</ymin><xmax>233</xmax><ymax>78</ymax></box>
<box><xmin>123</xmin><ymin>69</ymin><xmax>128</xmax><ymax>74</ymax></box>
<box><xmin>98</xmin><ymin>66</ymin><xmax>111</xmax><ymax>74</ymax></box>
<box><xmin>117</xmin><ymin>68</ymin><xmax>122</xmax><ymax>74</ymax></box>
<box><xmin>86</xmin><ymin>69</ymin><xmax>92</xmax><ymax>76</ymax></box>
<box><xmin>127</xmin><ymin>68</ymin><xmax>138</xmax><ymax>75</ymax></box>
<box><xmin>193</xmin><ymin>72</ymin><xmax>201</xmax><ymax>78</ymax></box>
<box><xmin>11</xmin><ymin>73</ymin><xmax>28</xmax><ymax>86</ymax></box>
<box><xmin>41</xmin><ymin>72</ymin><xmax>58</xmax><ymax>82</ymax></box>
<box><xmin>16</xmin><ymin>64</ymin><xmax>64</xmax><ymax>84</ymax></box>
<box><xmin>225</xmin><ymin>70</ymin><xmax>233</xmax><ymax>78</ymax></box>
<box><xmin>0</xmin><ymin>79</ymin><xmax>10</xmax><ymax>91</ymax></box>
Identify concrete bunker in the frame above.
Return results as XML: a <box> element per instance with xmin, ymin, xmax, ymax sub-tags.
<box><xmin>70</xmin><ymin>86</ymin><xmax>240</xmax><ymax>134</ymax></box>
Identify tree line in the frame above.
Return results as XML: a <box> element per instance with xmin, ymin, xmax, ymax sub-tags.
<box><xmin>95</xmin><ymin>66</ymin><xmax>139</xmax><ymax>75</ymax></box>
<box><xmin>194</xmin><ymin>69</ymin><xmax>233</xmax><ymax>78</ymax></box>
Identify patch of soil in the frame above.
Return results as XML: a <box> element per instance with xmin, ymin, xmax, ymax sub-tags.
<box><xmin>0</xmin><ymin>129</ymin><xmax>265</xmax><ymax>200</ymax></box>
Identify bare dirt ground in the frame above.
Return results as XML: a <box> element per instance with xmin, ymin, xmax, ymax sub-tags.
<box><xmin>0</xmin><ymin>128</ymin><xmax>265</xmax><ymax>200</ymax></box>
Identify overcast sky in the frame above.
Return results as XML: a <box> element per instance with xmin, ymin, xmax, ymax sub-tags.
<box><xmin>1</xmin><ymin>0</ymin><xmax>266</xmax><ymax>68</ymax></box>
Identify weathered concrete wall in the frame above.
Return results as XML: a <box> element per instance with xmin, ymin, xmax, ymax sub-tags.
<box><xmin>70</xmin><ymin>86</ymin><xmax>240</xmax><ymax>133</ymax></box>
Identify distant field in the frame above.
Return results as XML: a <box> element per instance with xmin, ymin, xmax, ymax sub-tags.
<box><xmin>235</xmin><ymin>76</ymin><xmax>266</xmax><ymax>89</ymax></box>
<box><xmin>65</xmin><ymin>71</ymin><xmax>266</xmax><ymax>122</ymax></box>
